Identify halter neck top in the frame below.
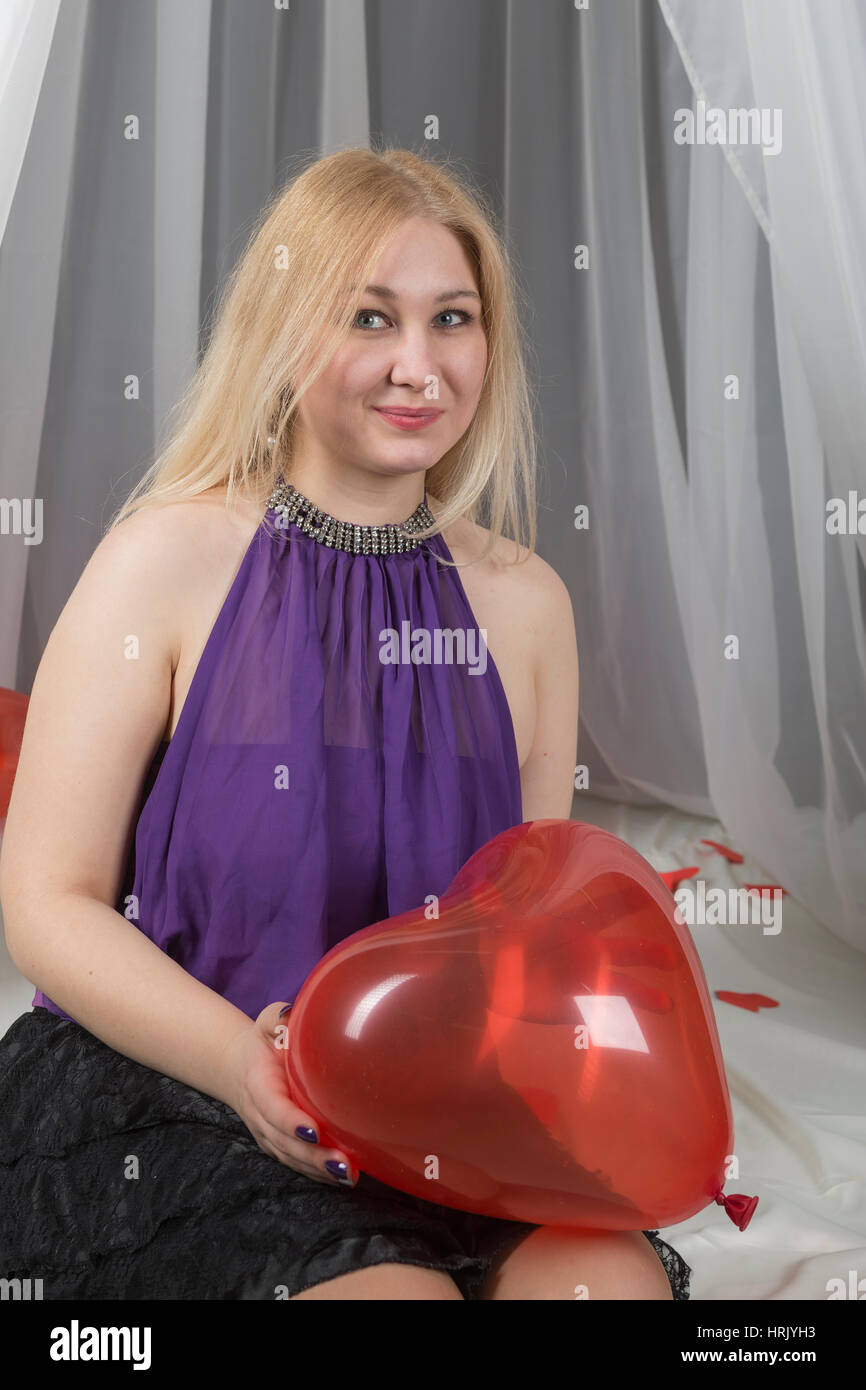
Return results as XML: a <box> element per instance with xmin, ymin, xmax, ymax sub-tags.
<box><xmin>34</xmin><ymin>478</ymin><xmax>523</xmax><ymax>1023</ymax></box>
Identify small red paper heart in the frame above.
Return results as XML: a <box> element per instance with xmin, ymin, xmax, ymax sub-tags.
<box><xmin>659</xmin><ymin>867</ymin><xmax>700</xmax><ymax>892</ymax></box>
<box><xmin>715</xmin><ymin>990</ymin><xmax>779</xmax><ymax>1012</ymax></box>
<box><xmin>700</xmin><ymin>839</ymin><xmax>744</xmax><ymax>863</ymax></box>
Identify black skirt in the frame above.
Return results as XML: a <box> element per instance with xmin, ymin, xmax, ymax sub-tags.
<box><xmin>0</xmin><ymin>1008</ymin><xmax>691</xmax><ymax>1300</ymax></box>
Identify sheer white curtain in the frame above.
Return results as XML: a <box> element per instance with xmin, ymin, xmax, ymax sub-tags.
<box><xmin>564</xmin><ymin>0</ymin><xmax>864</xmax><ymax>950</ymax></box>
<box><xmin>647</xmin><ymin>0</ymin><xmax>866</xmax><ymax>947</ymax></box>
<box><xmin>0</xmin><ymin>0</ymin><xmax>60</xmax><ymax>249</ymax></box>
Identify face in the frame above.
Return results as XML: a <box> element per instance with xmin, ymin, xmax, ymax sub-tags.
<box><xmin>291</xmin><ymin>217</ymin><xmax>488</xmax><ymax>483</ymax></box>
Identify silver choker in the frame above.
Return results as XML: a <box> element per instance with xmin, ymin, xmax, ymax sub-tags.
<box><xmin>265</xmin><ymin>478</ymin><xmax>435</xmax><ymax>555</ymax></box>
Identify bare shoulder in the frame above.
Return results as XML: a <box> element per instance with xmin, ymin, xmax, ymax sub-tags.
<box><xmin>0</xmin><ymin>485</ymin><xmax>268</xmax><ymax>915</ymax></box>
<box><xmin>434</xmin><ymin>498</ymin><xmax>575</xmax><ymax>635</ymax></box>
<box><xmin>94</xmin><ymin>487</ymin><xmax>265</xmax><ymax>653</ymax></box>
<box><xmin>104</xmin><ymin>484</ymin><xmax>263</xmax><ymax>562</ymax></box>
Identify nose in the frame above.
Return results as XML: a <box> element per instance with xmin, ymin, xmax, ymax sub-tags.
<box><xmin>386</xmin><ymin>326</ymin><xmax>443</xmax><ymax>394</ymax></box>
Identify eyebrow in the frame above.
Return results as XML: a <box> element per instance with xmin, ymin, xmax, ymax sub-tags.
<box><xmin>358</xmin><ymin>283</ymin><xmax>482</xmax><ymax>304</ymax></box>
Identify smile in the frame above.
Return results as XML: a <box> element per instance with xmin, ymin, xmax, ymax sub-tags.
<box><xmin>372</xmin><ymin>407</ymin><xmax>444</xmax><ymax>431</ymax></box>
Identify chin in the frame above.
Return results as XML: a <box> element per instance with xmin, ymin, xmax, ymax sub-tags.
<box><xmin>360</xmin><ymin>449</ymin><xmax>436</xmax><ymax>478</ymax></box>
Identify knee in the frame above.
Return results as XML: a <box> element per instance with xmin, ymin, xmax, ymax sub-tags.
<box><xmin>582</xmin><ymin>1229</ymin><xmax>673</xmax><ymax>1301</ymax></box>
<box><xmin>290</xmin><ymin>1262</ymin><xmax>465</xmax><ymax>1300</ymax></box>
<box><xmin>485</xmin><ymin>1227</ymin><xmax>673</xmax><ymax>1301</ymax></box>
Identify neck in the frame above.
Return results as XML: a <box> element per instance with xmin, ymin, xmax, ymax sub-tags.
<box><xmin>281</xmin><ymin>457</ymin><xmax>427</xmax><ymax>526</ymax></box>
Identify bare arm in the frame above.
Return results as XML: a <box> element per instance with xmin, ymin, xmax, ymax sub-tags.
<box><xmin>518</xmin><ymin>560</ymin><xmax>580</xmax><ymax>822</ymax></box>
<box><xmin>0</xmin><ymin>500</ymin><xmax>367</xmax><ymax>1186</ymax></box>
<box><xmin>0</xmin><ymin>505</ymin><xmax>256</xmax><ymax>1104</ymax></box>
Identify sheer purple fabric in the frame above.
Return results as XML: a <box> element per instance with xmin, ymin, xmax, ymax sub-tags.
<box><xmin>34</xmin><ymin>485</ymin><xmax>523</xmax><ymax>1023</ymax></box>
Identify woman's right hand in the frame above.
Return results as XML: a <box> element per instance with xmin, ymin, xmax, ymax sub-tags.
<box><xmin>219</xmin><ymin>1001</ymin><xmax>358</xmax><ymax>1188</ymax></box>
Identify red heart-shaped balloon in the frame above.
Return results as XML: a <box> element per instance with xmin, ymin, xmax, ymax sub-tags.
<box><xmin>283</xmin><ymin>819</ymin><xmax>733</xmax><ymax>1229</ymax></box>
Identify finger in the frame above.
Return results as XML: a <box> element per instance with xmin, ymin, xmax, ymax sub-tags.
<box><xmin>253</xmin><ymin>1095</ymin><xmax>322</xmax><ymax>1154</ymax></box>
<box><xmin>258</xmin><ymin>1070</ymin><xmax>323</xmax><ymax>1142</ymax></box>
<box><xmin>258</xmin><ymin>1000</ymin><xmax>293</xmax><ymax>1036</ymax></box>
<box><xmin>265</xmin><ymin>1014</ymin><xmax>318</xmax><ymax>1128</ymax></box>
<box><xmin>262</xmin><ymin>1125</ymin><xmax>358</xmax><ymax>1185</ymax></box>
<box><xmin>256</xmin><ymin>1135</ymin><xmax>335</xmax><ymax>1184</ymax></box>
<box><xmin>252</xmin><ymin>1103</ymin><xmax>357</xmax><ymax>1179</ymax></box>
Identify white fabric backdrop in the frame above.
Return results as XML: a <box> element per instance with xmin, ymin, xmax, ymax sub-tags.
<box><xmin>569</xmin><ymin>0</ymin><xmax>865</xmax><ymax>948</ymax></box>
<box><xmin>658</xmin><ymin>0</ymin><xmax>866</xmax><ymax>946</ymax></box>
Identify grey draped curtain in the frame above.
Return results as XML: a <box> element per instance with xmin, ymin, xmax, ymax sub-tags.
<box><xmin>1</xmin><ymin>0</ymin><xmax>864</xmax><ymax>946</ymax></box>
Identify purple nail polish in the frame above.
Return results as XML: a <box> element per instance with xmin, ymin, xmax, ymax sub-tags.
<box><xmin>325</xmin><ymin>1159</ymin><xmax>352</xmax><ymax>1182</ymax></box>
<box><xmin>295</xmin><ymin>1125</ymin><xmax>318</xmax><ymax>1143</ymax></box>
<box><xmin>279</xmin><ymin>1004</ymin><xmax>293</xmax><ymax>1018</ymax></box>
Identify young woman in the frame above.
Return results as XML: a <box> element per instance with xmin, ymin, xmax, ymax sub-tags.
<box><xmin>0</xmin><ymin>146</ymin><xmax>690</xmax><ymax>1301</ymax></box>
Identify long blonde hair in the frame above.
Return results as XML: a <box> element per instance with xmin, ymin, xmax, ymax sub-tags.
<box><xmin>107</xmin><ymin>143</ymin><xmax>539</xmax><ymax>567</ymax></box>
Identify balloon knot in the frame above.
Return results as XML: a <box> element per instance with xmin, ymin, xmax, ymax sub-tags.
<box><xmin>713</xmin><ymin>1188</ymin><xmax>759</xmax><ymax>1231</ymax></box>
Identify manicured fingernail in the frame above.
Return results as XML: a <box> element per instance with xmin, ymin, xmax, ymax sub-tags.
<box><xmin>325</xmin><ymin>1160</ymin><xmax>352</xmax><ymax>1182</ymax></box>
<box><xmin>295</xmin><ymin>1125</ymin><xmax>318</xmax><ymax>1143</ymax></box>
<box><xmin>279</xmin><ymin>1004</ymin><xmax>293</xmax><ymax>1018</ymax></box>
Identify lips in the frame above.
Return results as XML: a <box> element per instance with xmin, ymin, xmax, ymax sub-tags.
<box><xmin>373</xmin><ymin>407</ymin><xmax>442</xmax><ymax>417</ymax></box>
<box><xmin>373</xmin><ymin>406</ymin><xmax>444</xmax><ymax>432</ymax></box>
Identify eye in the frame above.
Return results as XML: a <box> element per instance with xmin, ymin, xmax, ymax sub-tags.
<box><xmin>435</xmin><ymin>309</ymin><xmax>476</xmax><ymax>328</ymax></box>
<box><xmin>355</xmin><ymin>310</ymin><xmax>389</xmax><ymax>330</ymax></box>
<box><xmin>354</xmin><ymin>307</ymin><xmax>477</xmax><ymax>331</ymax></box>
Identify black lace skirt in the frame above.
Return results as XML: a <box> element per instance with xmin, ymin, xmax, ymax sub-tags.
<box><xmin>0</xmin><ymin>1008</ymin><xmax>690</xmax><ymax>1300</ymax></box>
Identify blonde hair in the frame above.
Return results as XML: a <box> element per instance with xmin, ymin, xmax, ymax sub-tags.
<box><xmin>107</xmin><ymin>143</ymin><xmax>539</xmax><ymax>568</ymax></box>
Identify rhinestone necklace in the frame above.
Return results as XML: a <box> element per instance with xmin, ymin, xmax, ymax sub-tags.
<box><xmin>265</xmin><ymin>477</ymin><xmax>436</xmax><ymax>555</ymax></box>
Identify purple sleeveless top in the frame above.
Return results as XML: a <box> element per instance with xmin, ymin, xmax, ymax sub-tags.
<box><xmin>34</xmin><ymin>480</ymin><xmax>523</xmax><ymax>1024</ymax></box>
